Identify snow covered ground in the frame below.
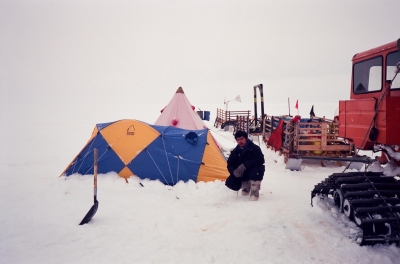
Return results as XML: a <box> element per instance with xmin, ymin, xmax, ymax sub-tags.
<box><xmin>1</xmin><ymin>114</ymin><xmax>400</xmax><ymax>264</ymax></box>
<box><xmin>2</xmin><ymin>1</ymin><xmax>400</xmax><ymax>263</ymax></box>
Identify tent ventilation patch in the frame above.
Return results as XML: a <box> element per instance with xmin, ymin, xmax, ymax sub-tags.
<box><xmin>185</xmin><ymin>132</ymin><xmax>198</xmax><ymax>145</ymax></box>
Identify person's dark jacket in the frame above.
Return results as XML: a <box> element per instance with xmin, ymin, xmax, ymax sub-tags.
<box><xmin>225</xmin><ymin>140</ymin><xmax>265</xmax><ymax>190</ymax></box>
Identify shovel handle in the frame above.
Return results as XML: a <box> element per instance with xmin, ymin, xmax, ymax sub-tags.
<box><xmin>94</xmin><ymin>149</ymin><xmax>98</xmax><ymax>199</ymax></box>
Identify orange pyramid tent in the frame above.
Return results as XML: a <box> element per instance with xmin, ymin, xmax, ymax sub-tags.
<box><xmin>155</xmin><ymin>87</ymin><xmax>229</xmax><ymax>182</ymax></box>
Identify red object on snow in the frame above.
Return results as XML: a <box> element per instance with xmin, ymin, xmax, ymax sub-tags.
<box><xmin>291</xmin><ymin>115</ymin><xmax>301</xmax><ymax>122</ymax></box>
<box><xmin>295</xmin><ymin>100</ymin><xmax>298</xmax><ymax>109</ymax></box>
<box><xmin>267</xmin><ymin>119</ymin><xmax>284</xmax><ymax>151</ymax></box>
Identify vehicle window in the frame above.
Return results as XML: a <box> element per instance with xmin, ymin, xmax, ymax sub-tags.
<box><xmin>368</xmin><ymin>66</ymin><xmax>382</xmax><ymax>91</ymax></box>
<box><xmin>387</xmin><ymin>52</ymin><xmax>400</xmax><ymax>89</ymax></box>
<box><xmin>353</xmin><ymin>56</ymin><xmax>382</xmax><ymax>94</ymax></box>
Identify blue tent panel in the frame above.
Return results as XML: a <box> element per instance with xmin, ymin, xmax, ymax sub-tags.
<box><xmin>127</xmin><ymin>127</ymin><xmax>208</xmax><ymax>185</ymax></box>
<box><xmin>65</xmin><ymin>135</ymin><xmax>125</xmax><ymax>176</ymax></box>
<box><xmin>96</xmin><ymin>120</ymin><xmax>126</xmax><ymax>131</ymax></box>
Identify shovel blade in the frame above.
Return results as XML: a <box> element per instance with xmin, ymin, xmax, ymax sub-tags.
<box><xmin>79</xmin><ymin>200</ymin><xmax>99</xmax><ymax>225</ymax></box>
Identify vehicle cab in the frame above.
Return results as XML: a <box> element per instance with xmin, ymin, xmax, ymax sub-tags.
<box><xmin>339</xmin><ymin>39</ymin><xmax>400</xmax><ymax>150</ymax></box>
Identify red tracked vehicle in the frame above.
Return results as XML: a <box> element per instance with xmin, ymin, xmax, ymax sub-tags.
<box><xmin>312</xmin><ymin>38</ymin><xmax>400</xmax><ymax>245</ymax></box>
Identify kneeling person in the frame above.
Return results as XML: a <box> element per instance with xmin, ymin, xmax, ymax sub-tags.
<box><xmin>225</xmin><ymin>130</ymin><xmax>265</xmax><ymax>201</ymax></box>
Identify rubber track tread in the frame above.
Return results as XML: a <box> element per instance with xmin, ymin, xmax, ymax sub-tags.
<box><xmin>311</xmin><ymin>171</ymin><xmax>400</xmax><ymax>245</ymax></box>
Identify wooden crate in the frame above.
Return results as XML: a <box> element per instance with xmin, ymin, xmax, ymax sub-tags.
<box><xmin>213</xmin><ymin>108</ymin><xmax>251</xmax><ymax>128</ymax></box>
<box><xmin>259</xmin><ymin>115</ymin><xmax>355</xmax><ymax>162</ymax></box>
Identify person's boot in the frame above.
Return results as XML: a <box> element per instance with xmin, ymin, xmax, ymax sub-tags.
<box><xmin>241</xmin><ymin>181</ymin><xmax>251</xmax><ymax>196</ymax></box>
<box><xmin>250</xmin><ymin>180</ymin><xmax>261</xmax><ymax>201</ymax></box>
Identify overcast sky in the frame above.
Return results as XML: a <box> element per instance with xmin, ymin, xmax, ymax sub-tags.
<box><xmin>1</xmin><ymin>0</ymin><xmax>400</xmax><ymax>113</ymax></box>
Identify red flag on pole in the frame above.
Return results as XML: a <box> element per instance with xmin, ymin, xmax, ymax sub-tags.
<box><xmin>295</xmin><ymin>100</ymin><xmax>298</xmax><ymax>109</ymax></box>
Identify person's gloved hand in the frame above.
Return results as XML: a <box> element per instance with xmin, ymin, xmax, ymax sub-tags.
<box><xmin>233</xmin><ymin>164</ymin><xmax>246</xmax><ymax>177</ymax></box>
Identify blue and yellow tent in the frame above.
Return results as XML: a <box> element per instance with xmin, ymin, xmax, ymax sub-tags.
<box><xmin>61</xmin><ymin>119</ymin><xmax>228</xmax><ymax>185</ymax></box>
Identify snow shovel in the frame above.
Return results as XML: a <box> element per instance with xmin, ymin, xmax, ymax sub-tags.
<box><xmin>79</xmin><ymin>148</ymin><xmax>99</xmax><ymax>225</ymax></box>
